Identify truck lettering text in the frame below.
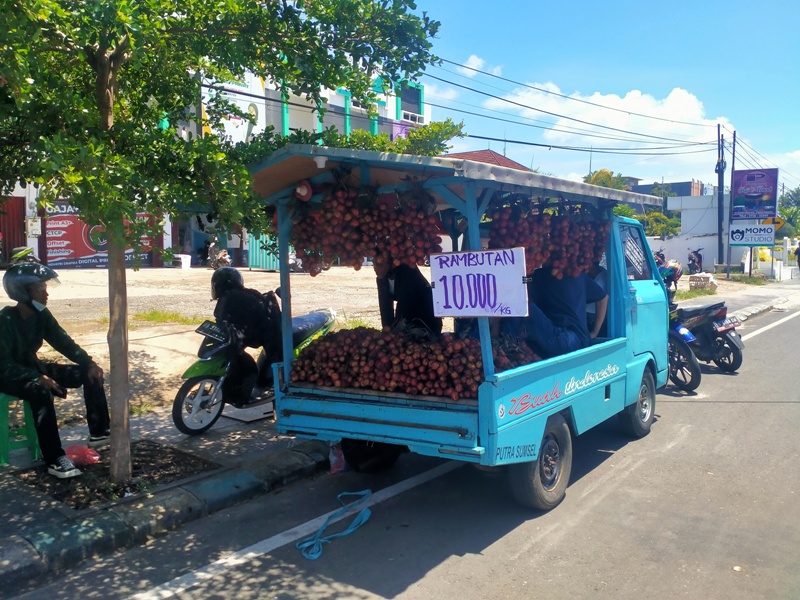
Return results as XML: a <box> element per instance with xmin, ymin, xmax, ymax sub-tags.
<box><xmin>564</xmin><ymin>364</ymin><xmax>620</xmax><ymax>394</ymax></box>
<box><xmin>507</xmin><ymin>383</ymin><xmax>563</xmax><ymax>416</ymax></box>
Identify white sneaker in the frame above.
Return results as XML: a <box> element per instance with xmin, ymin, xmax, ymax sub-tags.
<box><xmin>48</xmin><ymin>455</ymin><xmax>82</xmax><ymax>479</ymax></box>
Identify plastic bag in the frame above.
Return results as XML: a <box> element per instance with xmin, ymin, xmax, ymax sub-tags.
<box><xmin>65</xmin><ymin>445</ymin><xmax>101</xmax><ymax>467</ymax></box>
<box><xmin>328</xmin><ymin>442</ymin><xmax>349</xmax><ymax>475</ymax></box>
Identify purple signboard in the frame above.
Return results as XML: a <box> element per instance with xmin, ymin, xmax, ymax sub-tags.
<box><xmin>731</xmin><ymin>168</ymin><xmax>779</xmax><ymax>220</ymax></box>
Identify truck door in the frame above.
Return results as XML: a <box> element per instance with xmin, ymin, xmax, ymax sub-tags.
<box><xmin>619</xmin><ymin>223</ymin><xmax>668</xmax><ymax>363</ymax></box>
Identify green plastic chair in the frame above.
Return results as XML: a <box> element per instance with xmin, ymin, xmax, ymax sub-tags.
<box><xmin>0</xmin><ymin>392</ymin><xmax>41</xmax><ymax>465</ymax></box>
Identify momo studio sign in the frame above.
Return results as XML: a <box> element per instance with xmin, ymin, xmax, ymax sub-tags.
<box><xmin>729</xmin><ymin>224</ymin><xmax>775</xmax><ymax>247</ymax></box>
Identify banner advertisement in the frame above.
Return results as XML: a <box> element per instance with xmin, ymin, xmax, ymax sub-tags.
<box><xmin>731</xmin><ymin>168</ymin><xmax>779</xmax><ymax>220</ymax></box>
<box><xmin>729</xmin><ymin>224</ymin><xmax>775</xmax><ymax>247</ymax></box>
<box><xmin>45</xmin><ymin>200</ymin><xmax>154</xmax><ymax>268</ymax></box>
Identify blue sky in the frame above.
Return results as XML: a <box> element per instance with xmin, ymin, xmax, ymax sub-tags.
<box><xmin>413</xmin><ymin>0</ymin><xmax>800</xmax><ymax>191</ymax></box>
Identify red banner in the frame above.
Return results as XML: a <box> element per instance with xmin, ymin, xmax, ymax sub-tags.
<box><xmin>45</xmin><ymin>200</ymin><xmax>154</xmax><ymax>268</ymax></box>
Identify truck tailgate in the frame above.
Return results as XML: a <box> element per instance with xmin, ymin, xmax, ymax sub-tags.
<box><xmin>276</xmin><ymin>382</ymin><xmax>483</xmax><ymax>460</ymax></box>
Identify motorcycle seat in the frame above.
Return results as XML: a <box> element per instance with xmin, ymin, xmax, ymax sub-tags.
<box><xmin>291</xmin><ymin>309</ymin><xmax>334</xmax><ymax>347</ymax></box>
<box><xmin>676</xmin><ymin>302</ymin><xmax>726</xmax><ymax>320</ymax></box>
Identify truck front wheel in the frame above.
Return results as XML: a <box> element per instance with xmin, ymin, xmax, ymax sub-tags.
<box><xmin>508</xmin><ymin>414</ymin><xmax>573</xmax><ymax>511</ymax></box>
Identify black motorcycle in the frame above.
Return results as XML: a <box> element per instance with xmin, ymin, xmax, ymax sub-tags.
<box><xmin>687</xmin><ymin>247</ymin><xmax>704</xmax><ymax>275</ymax></box>
<box><xmin>675</xmin><ymin>301</ymin><xmax>744</xmax><ymax>372</ymax></box>
<box><xmin>668</xmin><ymin>305</ymin><xmax>702</xmax><ymax>391</ymax></box>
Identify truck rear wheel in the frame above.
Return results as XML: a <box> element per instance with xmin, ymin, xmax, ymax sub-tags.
<box><xmin>620</xmin><ymin>370</ymin><xmax>655</xmax><ymax>438</ymax></box>
<box><xmin>508</xmin><ymin>414</ymin><xmax>572</xmax><ymax>511</ymax></box>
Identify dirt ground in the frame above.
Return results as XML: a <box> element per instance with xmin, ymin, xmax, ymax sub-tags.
<box><xmin>16</xmin><ymin>439</ymin><xmax>219</xmax><ymax>510</ymax></box>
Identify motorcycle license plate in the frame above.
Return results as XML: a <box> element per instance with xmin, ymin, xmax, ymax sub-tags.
<box><xmin>714</xmin><ymin>315</ymin><xmax>740</xmax><ymax>331</ymax></box>
<box><xmin>196</xmin><ymin>320</ymin><xmax>228</xmax><ymax>342</ymax></box>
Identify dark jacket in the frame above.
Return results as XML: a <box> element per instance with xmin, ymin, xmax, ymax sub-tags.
<box><xmin>214</xmin><ymin>288</ymin><xmax>282</xmax><ymax>359</ymax></box>
<box><xmin>0</xmin><ymin>305</ymin><xmax>94</xmax><ymax>389</ymax></box>
<box><xmin>377</xmin><ymin>264</ymin><xmax>442</xmax><ymax>334</ymax></box>
<box><xmin>528</xmin><ymin>269</ymin><xmax>607</xmax><ymax>347</ymax></box>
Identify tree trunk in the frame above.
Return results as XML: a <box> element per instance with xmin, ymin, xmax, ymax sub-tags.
<box><xmin>107</xmin><ymin>230</ymin><xmax>131</xmax><ymax>482</ymax></box>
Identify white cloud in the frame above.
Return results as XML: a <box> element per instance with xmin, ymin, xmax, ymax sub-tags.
<box><xmin>762</xmin><ymin>149</ymin><xmax>800</xmax><ymax>189</ymax></box>
<box><xmin>424</xmin><ymin>82</ymin><xmax>459</xmax><ymax>102</ymax></box>
<box><xmin>456</xmin><ymin>55</ymin><xmax>486</xmax><ymax>78</ymax></box>
<box><xmin>491</xmin><ymin>66</ymin><xmax>503</xmax><ymax>77</ymax></box>
<box><xmin>480</xmin><ymin>82</ymin><xmax>736</xmax><ymax>184</ymax></box>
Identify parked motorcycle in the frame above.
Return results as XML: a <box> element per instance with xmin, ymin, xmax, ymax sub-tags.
<box><xmin>172</xmin><ymin>306</ymin><xmax>336</xmax><ymax>434</ymax></box>
<box><xmin>653</xmin><ymin>248</ymin><xmax>666</xmax><ymax>266</ymax></box>
<box><xmin>675</xmin><ymin>301</ymin><xmax>744</xmax><ymax>372</ymax></box>
<box><xmin>206</xmin><ymin>237</ymin><xmax>232</xmax><ymax>269</ymax></box>
<box><xmin>659</xmin><ymin>259</ymin><xmax>683</xmax><ymax>292</ymax></box>
<box><xmin>687</xmin><ymin>247</ymin><xmax>704</xmax><ymax>275</ymax></box>
<box><xmin>668</xmin><ymin>305</ymin><xmax>702</xmax><ymax>391</ymax></box>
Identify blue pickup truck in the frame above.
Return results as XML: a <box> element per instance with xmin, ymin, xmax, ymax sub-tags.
<box><xmin>250</xmin><ymin>145</ymin><xmax>669</xmax><ymax>511</ymax></box>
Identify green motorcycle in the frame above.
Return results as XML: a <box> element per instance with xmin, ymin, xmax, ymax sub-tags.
<box><xmin>172</xmin><ymin>308</ymin><xmax>336</xmax><ymax>435</ymax></box>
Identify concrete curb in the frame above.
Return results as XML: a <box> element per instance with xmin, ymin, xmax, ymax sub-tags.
<box><xmin>0</xmin><ymin>440</ymin><xmax>329</xmax><ymax>586</ymax></box>
<box><xmin>732</xmin><ymin>303</ymin><xmax>776</xmax><ymax>322</ymax></box>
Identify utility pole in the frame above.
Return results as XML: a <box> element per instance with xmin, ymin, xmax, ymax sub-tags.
<box><xmin>725</xmin><ymin>131</ymin><xmax>736</xmax><ymax>280</ymax></box>
<box><xmin>715</xmin><ymin>124</ymin><xmax>726</xmax><ymax>267</ymax></box>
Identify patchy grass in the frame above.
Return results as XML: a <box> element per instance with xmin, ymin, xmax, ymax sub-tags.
<box><xmin>336</xmin><ymin>311</ymin><xmax>373</xmax><ymax>330</ymax></box>
<box><xmin>729</xmin><ymin>274</ymin><xmax>767</xmax><ymax>285</ymax></box>
<box><xmin>132</xmin><ymin>310</ymin><xmax>204</xmax><ymax>325</ymax></box>
<box><xmin>129</xmin><ymin>400</ymin><xmax>157</xmax><ymax>417</ymax></box>
<box><xmin>675</xmin><ymin>287</ymin><xmax>718</xmax><ymax>301</ymax></box>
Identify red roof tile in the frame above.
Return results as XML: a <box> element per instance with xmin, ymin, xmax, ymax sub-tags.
<box><xmin>441</xmin><ymin>149</ymin><xmax>531</xmax><ymax>172</ymax></box>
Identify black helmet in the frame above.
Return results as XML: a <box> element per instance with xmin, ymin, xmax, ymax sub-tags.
<box><xmin>211</xmin><ymin>266</ymin><xmax>243</xmax><ymax>300</ymax></box>
<box><xmin>3</xmin><ymin>262</ymin><xmax>61</xmax><ymax>303</ymax></box>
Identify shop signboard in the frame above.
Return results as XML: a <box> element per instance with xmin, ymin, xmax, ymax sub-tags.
<box><xmin>45</xmin><ymin>200</ymin><xmax>154</xmax><ymax>268</ymax></box>
<box><xmin>731</xmin><ymin>168</ymin><xmax>779</xmax><ymax>220</ymax></box>
<box><xmin>729</xmin><ymin>224</ymin><xmax>775</xmax><ymax>247</ymax></box>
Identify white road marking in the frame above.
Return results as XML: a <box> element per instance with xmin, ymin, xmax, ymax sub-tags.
<box><xmin>741</xmin><ymin>308</ymin><xmax>800</xmax><ymax>342</ymax></box>
<box><xmin>128</xmin><ymin>461</ymin><xmax>461</xmax><ymax>600</ymax></box>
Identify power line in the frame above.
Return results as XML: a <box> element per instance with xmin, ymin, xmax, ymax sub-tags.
<box><xmin>424</xmin><ymin>73</ymin><xmax>713</xmax><ymax>145</ymax></box>
<box><xmin>439</xmin><ymin>58</ymin><xmax>718</xmax><ymax>128</ymax></box>
<box><xmin>721</xmin><ymin>124</ymin><xmax>800</xmax><ymax>186</ymax></box>
<box><xmin>425</xmin><ymin>94</ymin><xmax>715</xmax><ymax>148</ymax></box>
<box><xmin>466</xmin><ymin>134</ymin><xmax>718</xmax><ymax>156</ymax></box>
<box><xmin>437</xmin><ymin>57</ymin><xmax>799</xmax><ymax>188</ymax></box>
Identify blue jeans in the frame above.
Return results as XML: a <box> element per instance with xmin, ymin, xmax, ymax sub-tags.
<box><xmin>503</xmin><ymin>305</ymin><xmax>582</xmax><ymax>359</ymax></box>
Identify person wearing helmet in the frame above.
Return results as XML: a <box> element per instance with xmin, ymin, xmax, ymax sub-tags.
<box><xmin>211</xmin><ymin>267</ymin><xmax>282</xmax><ymax>404</ymax></box>
<box><xmin>0</xmin><ymin>262</ymin><xmax>111</xmax><ymax>479</ymax></box>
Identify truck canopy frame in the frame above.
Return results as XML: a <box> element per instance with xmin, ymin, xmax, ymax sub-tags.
<box><xmin>248</xmin><ymin>144</ymin><xmax>661</xmax><ymax>383</ymax></box>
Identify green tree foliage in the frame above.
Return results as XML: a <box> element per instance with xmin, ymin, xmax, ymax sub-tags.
<box><xmin>779</xmin><ymin>185</ymin><xmax>800</xmax><ymax>209</ymax></box>
<box><xmin>0</xmin><ymin>0</ymin><xmax>439</xmax><ymax>481</ymax></box>
<box><xmin>636</xmin><ymin>211</ymin><xmax>681</xmax><ymax>238</ymax></box>
<box><xmin>777</xmin><ymin>205</ymin><xmax>799</xmax><ymax>239</ymax></box>
<box><xmin>234</xmin><ymin>118</ymin><xmax>465</xmax><ymax>167</ymax></box>
<box><xmin>613</xmin><ymin>204</ymin><xmax>637</xmax><ymax>218</ymax></box>
<box><xmin>583</xmin><ymin>169</ymin><xmax>630</xmax><ymax>191</ymax></box>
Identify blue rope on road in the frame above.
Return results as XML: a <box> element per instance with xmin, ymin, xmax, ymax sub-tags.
<box><xmin>296</xmin><ymin>490</ymin><xmax>373</xmax><ymax>560</ymax></box>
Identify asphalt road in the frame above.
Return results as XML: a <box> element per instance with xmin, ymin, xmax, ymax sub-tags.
<box><xmin>5</xmin><ymin>306</ymin><xmax>800</xmax><ymax>600</ymax></box>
